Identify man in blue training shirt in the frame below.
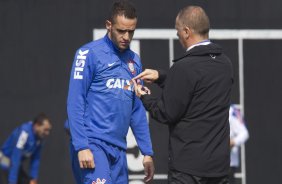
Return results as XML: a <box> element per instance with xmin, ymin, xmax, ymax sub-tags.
<box><xmin>0</xmin><ymin>113</ymin><xmax>52</xmax><ymax>184</ymax></box>
<box><xmin>67</xmin><ymin>1</ymin><xmax>154</xmax><ymax>184</ymax></box>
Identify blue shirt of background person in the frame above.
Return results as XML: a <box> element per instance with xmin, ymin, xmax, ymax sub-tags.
<box><xmin>0</xmin><ymin>113</ymin><xmax>52</xmax><ymax>184</ymax></box>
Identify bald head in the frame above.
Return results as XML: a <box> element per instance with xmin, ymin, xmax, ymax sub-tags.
<box><xmin>177</xmin><ymin>6</ymin><xmax>210</xmax><ymax>38</ymax></box>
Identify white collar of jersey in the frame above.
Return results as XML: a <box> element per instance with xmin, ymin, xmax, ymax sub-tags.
<box><xmin>186</xmin><ymin>40</ymin><xmax>211</xmax><ymax>52</ymax></box>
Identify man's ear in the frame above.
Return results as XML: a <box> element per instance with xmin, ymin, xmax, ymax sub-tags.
<box><xmin>106</xmin><ymin>20</ymin><xmax>112</xmax><ymax>32</ymax></box>
<box><xmin>185</xmin><ymin>26</ymin><xmax>191</xmax><ymax>39</ymax></box>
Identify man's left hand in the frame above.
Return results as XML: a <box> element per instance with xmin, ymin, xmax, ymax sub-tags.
<box><xmin>132</xmin><ymin>80</ymin><xmax>151</xmax><ymax>97</ymax></box>
<box><xmin>143</xmin><ymin>155</ymin><xmax>154</xmax><ymax>183</ymax></box>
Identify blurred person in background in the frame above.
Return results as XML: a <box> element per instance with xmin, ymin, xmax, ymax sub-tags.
<box><xmin>0</xmin><ymin>113</ymin><xmax>52</xmax><ymax>184</ymax></box>
<box><xmin>229</xmin><ymin>105</ymin><xmax>249</xmax><ymax>184</ymax></box>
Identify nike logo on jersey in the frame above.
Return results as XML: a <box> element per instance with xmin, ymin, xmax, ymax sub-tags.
<box><xmin>108</xmin><ymin>62</ymin><xmax>116</xmax><ymax>67</ymax></box>
<box><xmin>106</xmin><ymin>78</ymin><xmax>133</xmax><ymax>91</ymax></box>
<box><xmin>210</xmin><ymin>54</ymin><xmax>216</xmax><ymax>59</ymax></box>
<box><xmin>74</xmin><ymin>49</ymin><xmax>89</xmax><ymax>79</ymax></box>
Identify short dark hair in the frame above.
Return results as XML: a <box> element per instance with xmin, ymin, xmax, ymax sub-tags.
<box><xmin>33</xmin><ymin>113</ymin><xmax>50</xmax><ymax>126</ymax></box>
<box><xmin>109</xmin><ymin>0</ymin><xmax>137</xmax><ymax>23</ymax></box>
<box><xmin>178</xmin><ymin>6</ymin><xmax>210</xmax><ymax>37</ymax></box>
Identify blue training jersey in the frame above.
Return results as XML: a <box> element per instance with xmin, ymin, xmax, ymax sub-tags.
<box><xmin>0</xmin><ymin>122</ymin><xmax>42</xmax><ymax>184</ymax></box>
<box><xmin>67</xmin><ymin>35</ymin><xmax>153</xmax><ymax>156</ymax></box>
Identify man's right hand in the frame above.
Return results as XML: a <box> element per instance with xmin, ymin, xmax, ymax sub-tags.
<box><xmin>78</xmin><ymin>149</ymin><xmax>95</xmax><ymax>169</ymax></box>
<box><xmin>133</xmin><ymin>69</ymin><xmax>159</xmax><ymax>84</ymax></box>
<box><xmin>29</xmin><ymin>179</ymin><xmax>38</xmax><ymax>184</ymax></box>
<box><xmin>230</xmin><ymin>139</ymin><xmax>235</xmax><ymax>148</ymax></box>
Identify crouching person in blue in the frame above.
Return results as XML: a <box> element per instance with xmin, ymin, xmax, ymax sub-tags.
<box><xmin>0</xmin><ymin>113</ymin><xmax>52</xmax><ymax>184</ymax></box>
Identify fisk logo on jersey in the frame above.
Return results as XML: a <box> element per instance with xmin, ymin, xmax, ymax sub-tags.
<box><xmin>16</xmin><ymin>131</ymin><xmax>29</xmax><ymax>149</ymax></box>
<box><xmin>92</xmin><ymin>178</ymin><xmax>106</xmax><ymax>184</ymax></box>
<box><xmin>74</xmin><ymin>49</ymin><xmax>89</xmax><ymax>79</ymax></box>
<box><xmin>106</xmin><ymin>78</ymin><xmax>134</xmax><ymax>91</ymax></box>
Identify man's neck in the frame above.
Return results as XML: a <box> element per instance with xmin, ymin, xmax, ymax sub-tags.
<box><xmin>106</xmin><ymin>33</ymin><xmax>127</xmax><ymax>53</ymax></box>
<box><xmin>186</xmin><ymin>38</ymin><xmax>210</xmax><ymax>51</ymax></box>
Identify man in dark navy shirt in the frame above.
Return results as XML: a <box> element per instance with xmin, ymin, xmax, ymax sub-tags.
<box><xmin>134</xmin><ymin>5</ymin><xmax>233</xmax><ymax>184</ymax></box>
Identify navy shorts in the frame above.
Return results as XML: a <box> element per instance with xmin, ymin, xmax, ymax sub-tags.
<box><xmin>72</xmin><ymin>139</ymin><xmax>128</xmax><ymax>184</ymax></box>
